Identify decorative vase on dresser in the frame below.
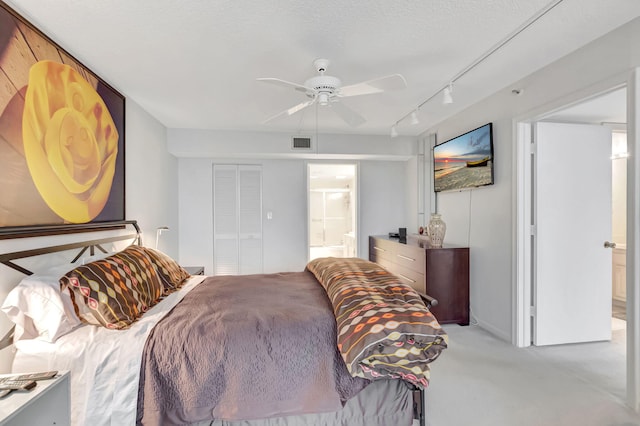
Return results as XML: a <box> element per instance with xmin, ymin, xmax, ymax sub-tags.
<box><xmin>369</xmin><ymin>235</ymin><xmax>469</xmax><ymax>325</ymax></box>
<box><xmin>426</xmin><ymin>213</ymin><xmax>446</xmax><ymax>248</ymax></box>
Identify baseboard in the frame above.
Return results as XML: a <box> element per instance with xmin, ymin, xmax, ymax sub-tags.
<box><xmin>474</xmin><ymin>318</ymin><xmax>511</xmax><ymax>343</ymax></box>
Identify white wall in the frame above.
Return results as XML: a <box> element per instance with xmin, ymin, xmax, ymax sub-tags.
<box><xmin>420</xmin><ymin>17</ymin><xmax>640</xmax><ymax>341</ymax></box>
<box><xmin>359</xmin><ymin>161</ymin><xmax>409</xmax><ymax>249</ymax></box>
<box><xmin>178</xmin><ymin>156</ymin><xmax>410</xmax><ymax>275</ymax></box>
<box><xmin>405</xmin><ymin>155</ymin><xmax>419</xmax><ymax>234</ymax></box>
<box><xmin>125</xmin><ymin>100</ymin><xmax>180</xmax><ymax>258</ymax></box>
<box><xmin>168</xmin><ymin>129</ymin><xmax>416</xmax><ymax>160</ymax></box>
<box><xmin>172</xmin><ymin>128</ymin><xmax>417</xmax><ymax>273</ymax></box>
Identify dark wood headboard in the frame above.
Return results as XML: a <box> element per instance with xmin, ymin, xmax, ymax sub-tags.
<box><xmin>0</xmin><ymin>220</ymin><xmax>141</xmax><ymax>275</ymax></box>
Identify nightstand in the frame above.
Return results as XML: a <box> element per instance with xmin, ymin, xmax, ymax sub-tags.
<box><xmin>183</xmin><ymin>266</ymin><xmax>205</xmax><ymax>275</ymax></box>
<box><xmin>0</xmin><ymin>370</ymin><xmax>70</xmax><ymax>425</ymax></box>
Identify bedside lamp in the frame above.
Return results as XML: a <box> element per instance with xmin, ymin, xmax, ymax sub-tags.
<box><xmin>155</xmin><ymin>226</ymin><xmax>169</xmax><ymax>250</ymax></box>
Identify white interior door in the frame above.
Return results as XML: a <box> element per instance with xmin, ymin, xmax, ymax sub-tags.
<box><xmin>213</xmin><ymin>164</ymin><xmax>263</xmax><ymax>275</ymax></box>
<box><xmin>213</xmin><ymin>165</ymin><xmax>239</xmax><ymax>275</ymax></box>
<box><xmin>534</xmin><ymin>122</ymin><xmax>612</xmax><ymax>346</ymax></box>
<box><xmin>238</xmin><ymin>165</ymin><xmax>263</xmax><ymax>274</ymax></box>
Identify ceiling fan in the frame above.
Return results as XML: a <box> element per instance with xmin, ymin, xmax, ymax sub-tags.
<box><xmin>257</xmin><ymin>59</ymin><xmax>407</xmax><ymax>127</ymax></box>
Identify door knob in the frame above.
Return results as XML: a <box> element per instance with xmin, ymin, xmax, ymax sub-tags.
<box><xmin>604</xmin><ymin>241</ymin><xmax>616</xmax><ymax>249</ymax></box>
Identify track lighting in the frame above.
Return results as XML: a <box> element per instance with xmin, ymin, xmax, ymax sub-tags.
<box><xmin>390</xmin><ymin>125</ymin><xmax>398</xmax><ymax>138</ymax></box>
<box><xmin>442</xmin><ymin>82</ymin><xmax>453</xmax><ymax>105</ymax></box>
<box><xmin>392</xmin><ymin>0</ymin><xmax>562</xmax><ymax>127</ymax></box>
<box><xmin>410</xmin><ymin>111</ymin><xmax>420</xmax><ymax>125</ymax></box>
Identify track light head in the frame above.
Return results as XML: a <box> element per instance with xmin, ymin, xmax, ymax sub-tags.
<box><xmin>410</xmin><ymin>111</ymin><xmax>420</xmax><ymax>125</ymax></box>
<box><xmin>443</xmin><ymin>83</ymin><xmax>454</xmax><ymax>105</ymax></box>
<box><xmin>390</xmin><ymin>125</ymin><xmax>398</xmax><ymax>138</ymax></box>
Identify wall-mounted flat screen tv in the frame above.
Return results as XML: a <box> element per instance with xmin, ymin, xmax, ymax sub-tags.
<box><xmin>433</xmin><ymin>123</ymin><xmax>494</xmax><ymax>192</ymax></box>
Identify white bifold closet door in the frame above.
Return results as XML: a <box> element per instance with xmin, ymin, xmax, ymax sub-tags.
<box><xmin>213</xmin><ymin>165</ymin><xmax>263</xmax><ymax>275</ymax></box>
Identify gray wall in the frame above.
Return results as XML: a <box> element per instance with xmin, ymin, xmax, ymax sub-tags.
<box><xmin>177</xmin><ymin>157</ymin><xmax>410</xmax><ymax>274</ymax></box>
<box><xmin>172</xmin><ymin>129</ymin><xmax>417</xmax><ymax>274</ymax></box>
<box><xmin>125</xmin><ymin>100</ymin><xmax>180</xmax><ymax>258</ymax></box>
<box><xmin>421</xmin><ymin>17</ymin><xmax>640</xmax><ymax>341</ymax></box>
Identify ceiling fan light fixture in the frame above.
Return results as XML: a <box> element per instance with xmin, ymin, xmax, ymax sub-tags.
<box><xmin>443</xmin><ymin>82</ymin><xmax>454</xmax><ymax>105</ymax></box>
<box><xmin>390</xmin><ymin>125</ymin><xmax>398</xmax><ymax>138</ymax></box>
<box><xmin>258</xmin><ymin>59</ymin><xmax>406</xmax><ymax>127</ymax></box>
<box><xmin>410</xmin><ymin>111</ymin><xmax>420</xmax><ymax>125</ymax></box>
<box><xmin>318</xmin><ymin>92</ymin><xmax>330</xmax><ymax>106</ymax></box>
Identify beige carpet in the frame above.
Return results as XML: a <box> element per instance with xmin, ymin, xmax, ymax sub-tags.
<box><xmin>423</xmin><ymin>323</ymin><xmax>640</xmax><ymax>426</ymax></box>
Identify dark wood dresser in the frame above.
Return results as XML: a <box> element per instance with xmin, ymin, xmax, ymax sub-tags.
<box><xmin>369</xmin><ymin>235</ymin><xmax>469</xmax><ymax>325</ymax></box>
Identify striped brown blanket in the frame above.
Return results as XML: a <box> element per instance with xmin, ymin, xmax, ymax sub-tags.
<box><xmin>306</xmin><ymin>257</ymin><xmax>447</xmax><ymax>388</ymax></box>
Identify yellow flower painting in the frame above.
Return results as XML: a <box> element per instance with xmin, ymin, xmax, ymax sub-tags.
<box><xmin>22</xmin><ymin>61</ymin><xmax>119</xmax><ymax>223</ymax></box>
<box><xmin>0</xmin><ymin>4</ymin><xmax>124</xmax><ymax>230</ymax></box>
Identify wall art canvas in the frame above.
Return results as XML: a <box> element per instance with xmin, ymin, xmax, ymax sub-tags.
<box><xmin>0</xmin><ymin>1</ymin><xmax>125</xmax><ymax>233</ymax></box>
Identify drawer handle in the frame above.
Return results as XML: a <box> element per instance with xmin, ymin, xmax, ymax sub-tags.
<box><xmin>374</xmin><ymin>247</ymin><xmax>386</xmax><ymax>252</ymax></box>
<box><xmin>397</xmin><ymin>274</ymin><xmax>416</xmax><ymax>283</ymax></box>
<box><xmin>397</xmin><ymin>254</ymin><xmax>415</xmax><ymax>262</ymax></box>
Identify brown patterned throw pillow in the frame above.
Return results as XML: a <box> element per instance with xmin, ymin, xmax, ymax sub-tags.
<box><xmin>129</xmin><ymin>246</ymin><xmax>191</xmax><ymax>292</ymax></box>
<box><xmin>60</xmin><ymin>247</ymin><xmax>164</xmax><ymax>329</ymax></box>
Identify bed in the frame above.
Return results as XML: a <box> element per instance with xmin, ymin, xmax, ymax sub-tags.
<box><xmin>0</xmin><ymin>224</ymin><xmax>447</xmax><ymax>426</ymax></box>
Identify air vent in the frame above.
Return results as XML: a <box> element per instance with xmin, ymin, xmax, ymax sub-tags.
<box><xmin>291</xmin><ymin>136</ymin><xmax>312</xmax><ymax>150</ymax></box>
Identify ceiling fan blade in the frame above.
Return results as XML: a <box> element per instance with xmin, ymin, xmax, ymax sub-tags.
<box><xmin>262</xmin><ymin>98</ymin><xmax>316</xmax><ymax>124</ymax></box>
<box><xmin>339</xmin><ymin>74</ymin><xmax>407</xmax><ymax>97</ymax></box>
<box><xmin>330</xmin><ymin>101</ymin><xmax>366</xmax><ymax>127</ymax></box>
<box><xmin>257</xmin><ymin>78</ymin><xmax>310</xmax><ymax>93</ymax></box>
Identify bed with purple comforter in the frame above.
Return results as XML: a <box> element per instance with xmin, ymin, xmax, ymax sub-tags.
<box><xmin>7</xmin><ymin>245</ymin><xmax>446</xmax><ymax>426</ymax></box>
<box><xmin>137</xmin><ymin>271</ymin><xmax>369</xmax><ymax>424</ymax></box>
<box><xmin>137</xmin><ymin>258</ymin><xmax>447</xmax><ymax>425</ymax></box>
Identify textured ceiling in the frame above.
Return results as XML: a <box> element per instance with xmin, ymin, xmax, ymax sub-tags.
<box><xmin>3</xmin><ymin>0</ymin><xmax>640</xmax><ymax>136</ymax></box>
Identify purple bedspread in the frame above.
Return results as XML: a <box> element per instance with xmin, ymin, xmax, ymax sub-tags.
<box><xmin>136</xmin><ymin>272</ymin><xmax>369</xmax><ymax>425</ymax></box>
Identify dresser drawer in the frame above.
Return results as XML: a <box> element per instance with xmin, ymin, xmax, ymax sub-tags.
<box><xmin>391</xmin><ymin>264</ymin><xmax>426</xmax><ymax>293</ymax></box>
<box><xmin>374</xmin><ymin>257</ymin><xmax>395</xmax><ymax>273</ymax></box>
<box><xmin>368</xmin><ymin>235</ymin><xmax>469</xmax><ymax>326</ymax></box>
<box><xmin>394</xmin><ymin>244</ymin><xmax>426</xmax><ymax>274</ymax></box>
<box><xmin>369</xmin><ymin>237</ymin><xmax>395</xmax><ymax>262</ymax></box>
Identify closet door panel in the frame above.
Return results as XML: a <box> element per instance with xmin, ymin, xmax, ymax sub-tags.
<box><xmin>239</xmin><ymin>165</ymin><xmax>263</xmax><ymax>273</ymax></box>
<box><xmin>214</xmin><ymin>238</ymin><xmax>239</xmax><ymax>275</ymax></box>
<box><xmin>213</xmin><ymin>165</ymin><xmax>239</xmax><ymax>275</ymax></box>
<box><xmin>239</xmin><ymin>238</ymin><xmax>263</xmax><ymax>275</ymax></box>
<box><xmin>238</xmin><ymin>166</ymin><xmax>262</xmax><ymax>237</ymax></box>
<box><xmin>213</xmin><ymin>164</ymin><xmax>263</xmax><ymax>275</ymax></box>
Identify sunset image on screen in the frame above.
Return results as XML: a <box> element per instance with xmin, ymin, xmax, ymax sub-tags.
<box><xmin>434</xmin><ymin>123</ymin><xmax>493</xmax><ymax>192</ymax></box>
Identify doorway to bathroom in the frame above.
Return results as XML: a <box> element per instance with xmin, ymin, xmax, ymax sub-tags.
<box><xmin>307</xmin><ymin>163</ymin><xmax>357</xmax><ymax>261</ymax></box>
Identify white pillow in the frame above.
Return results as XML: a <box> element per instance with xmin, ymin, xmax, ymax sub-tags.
<box><xmin>1</xmin><ymin>262</ymin><xmax>83</xmax><ymax>342</ymax></box>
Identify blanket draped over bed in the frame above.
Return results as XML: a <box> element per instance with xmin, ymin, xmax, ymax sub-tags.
<box><xmin>306</xmin><ymin>257</ymin><xmax>447</xmax><ymax>388</ymax></box>
<box><xmin>137</xmin><ymin>272</ymin><xmax>369</xmax><ymax>425</ymax></box>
